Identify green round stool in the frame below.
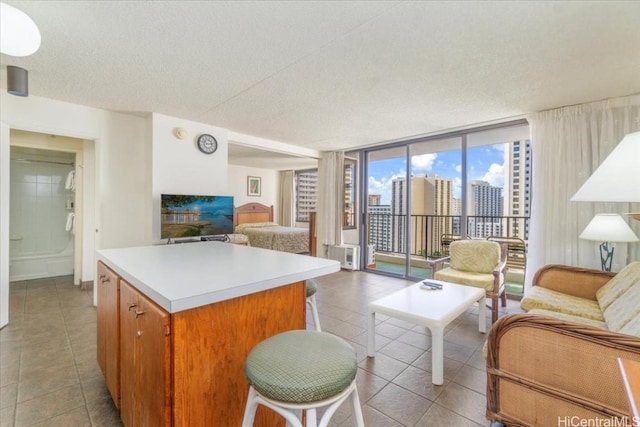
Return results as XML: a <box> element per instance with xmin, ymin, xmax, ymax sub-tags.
<box><xmin>242</xmin><ymin>330</ymin><xmax>364</xmax><ymax>427</ymax></box>
<box><xmin>306</xmin><ymin>279</ymin><xmax>321</xmax><ymax>332</ymax></box>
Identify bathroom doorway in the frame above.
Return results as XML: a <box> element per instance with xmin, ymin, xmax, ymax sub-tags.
<box><xmin>9</xmin><ymin>131</ymin><xmax>84</xmax><ymax>285</ymax></box>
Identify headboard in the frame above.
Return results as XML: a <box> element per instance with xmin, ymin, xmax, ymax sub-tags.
<box><xmin>234</xmin><ymin>203</ymin><xmax>274</xmax><ymax>226</ymax></box>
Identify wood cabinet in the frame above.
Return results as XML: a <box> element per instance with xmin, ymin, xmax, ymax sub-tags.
<box><xmin>97</xmin><ymin>259</ymin><xmax>306</xmax><ymax>426</ymax></box>
<box><xmin>96</xmin><ymin>262</ymin><xmax>120</xmax><ymax>407</ymax></box>
<box><xmin>120</xmin><ymin>280</ymin><xmax>171</xmax><ymax>427</ymax></box>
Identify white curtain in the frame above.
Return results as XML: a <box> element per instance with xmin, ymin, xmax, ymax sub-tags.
<box><xmin>317</xmin><ymin>152</ymin><xmax>344</xmax><ymax>254</ymax></box>
<box><xmin>278</xmin><ymin>170</ymin><xmax>295</xmax><ymax>227</ymax></box>
<box><xmin>526</xmin><ymin>94</ymin><xmax>640</xmax><ymax>287</ymax></box>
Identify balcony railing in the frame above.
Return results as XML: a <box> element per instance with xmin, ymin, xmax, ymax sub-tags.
<box><xmin>367</xmin><ymin>213</ymin><xmax>529</xmax><ymax>257</ymax></box>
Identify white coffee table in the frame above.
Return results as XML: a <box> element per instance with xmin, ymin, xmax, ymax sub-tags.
<box><xmin>367</xmin><ymin>280</ymin><xmax>486</xmax><ymax>385</ymax></box>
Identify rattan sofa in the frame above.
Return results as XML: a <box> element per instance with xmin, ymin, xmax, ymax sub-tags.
<box><xmin>486</xmin><ymin>263</ymin><xmax>640</xmax><ymax>426</ymax></box>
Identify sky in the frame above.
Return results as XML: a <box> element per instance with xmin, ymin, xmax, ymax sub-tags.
<box><xmin>368</xmin><ymin>144</ymin><xmax>506</xmax><ymax>204</ymax></box>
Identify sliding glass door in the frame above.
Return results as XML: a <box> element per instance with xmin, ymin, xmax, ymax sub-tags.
<box><xmin>364</xmin><ymin>146</ymin><xmax>409</xmax><ymax>276</ymax></box>
<box><xmin>361</xmin><ymin>121</ymin><xmax>530</xmax><ymax>291</ymax></box>
<box><xmin>408</xmin><ymin>138</ymin><xmax>461</xmax><ymax>279</ymax></box>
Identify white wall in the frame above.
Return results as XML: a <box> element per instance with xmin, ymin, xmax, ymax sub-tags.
<box><xmin>150</xmin><ymin>113</ymin><xmax>229</xmax><ymax>241</ymax></box>
<box><xmin>0</xmin><ymin>94</ymin><xmax>316</xmax><ymax>326</ymax></box>
<box><xmin>0</xmin><ymin>93</ymin><xmax>148</xmax><ymax>279</ymax></box>
<box><xmin>0</xmin><ymin>123</ymin><xmax>9</xmax><ymax>327</ymax></box>
<box><xmin>0</xmin><ymin>94</ymin><xmax>150</xmax><ymax>324</ymax></box>
<box><xmin>228</xmin><ymin>164</ymin><xmax>279</xmax><ymax>219</ymax></box>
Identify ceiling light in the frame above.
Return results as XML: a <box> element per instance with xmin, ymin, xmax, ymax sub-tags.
<box><xmin>0</xmin><ymin>2</ymin><xmax>41</xmax><ymax>57</ymax></box>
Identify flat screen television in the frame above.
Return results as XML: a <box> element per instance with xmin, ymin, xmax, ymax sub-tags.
<box><xmin>160</xmin><ymin>194</ymin><xmax>234</xmax><ymax>239</ymax></box>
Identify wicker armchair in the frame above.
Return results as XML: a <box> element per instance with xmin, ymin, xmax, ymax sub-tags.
<box><xmin>429</xmin><ymin>240</ymin><xmax>507</xmax><ymax>323</ymax></box>
<box><xmin>486</xmin><ymin>265</ymin><xmax>640</xmax><ymax>426</ymax></box>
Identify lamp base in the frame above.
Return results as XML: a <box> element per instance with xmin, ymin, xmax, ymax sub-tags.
<box><xmin>599</xmin><ymin>241</ymin><xmax>614</xmax><ymax>272</ymax></box>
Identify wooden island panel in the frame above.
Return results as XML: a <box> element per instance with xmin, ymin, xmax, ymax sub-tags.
<box><xmin>171</xmin><ymin>281</ymin><xmax>306</xmax><ymax>426</ymax></box>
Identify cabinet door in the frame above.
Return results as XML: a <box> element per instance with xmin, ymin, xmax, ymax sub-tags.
<box><xmin>96</xmin><ymin>262</ymin><xmax>120</xmax><ymax>407</ymax></box>
<box><xmin>119</xmin><ymin>281</ymin><xmax>138</xmax><ymax>427</ymax></box>
<box><xmin>136</xmin><ymin>293</ymin><xmax>171</xmax><ymax>427</ymax></box>
<box><xmin>120</xmin><ymin>280</ymin><xmax>171</xmax><ymax>427</ymax></box>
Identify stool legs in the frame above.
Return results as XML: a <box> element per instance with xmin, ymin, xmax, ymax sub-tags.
<box><xmin>306</xmin><ymin>294</ymin><xmax>321</xmax><ymax>332</ymax></box>
<box><xmin>242</xmin><ymin>380</ymin><xmax>364</xmax><ymax>427</ymax></box>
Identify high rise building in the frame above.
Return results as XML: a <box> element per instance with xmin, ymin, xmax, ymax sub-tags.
<box><xmin>295</xmin><ymin>170</ymin><xmax>317</xmax><ymax>222</ymax></box>
<box><xmin>503</xmin><ymin>140</ymin><xmax>532</xmax><ymax>239</ymax></box>
<box><xmin>390</xmin><ymin>177</ymin><xmax>407</xmax><ymax>253</ymax></box>
<box><xmin>452</xmin><ymin>197</ymin><xmax>462</xmax><ymax>235</ymax></box>
<box><xmin>368</xmin><ymin>204</ymin><xmax>392</xmax><ymax>251</ymax></box>
<box><xmin>343</xmin><ymin>163</ymin><xmax>355</xmax><ymax>227</ymax></box>
<box><xmin>467</xmin><ymin>180</ymin><xmax>503</xmax><ymax>237</ymax></box>
<box><xmin>391</xmin><ymin>174</ymin><xmax>453</xmax><ymax>255</ymax></box>
<box><xmin>468</xmin><ymin>180</ymin><xmax>502</xmax><ymax>216</ymax></box>
<box><xmin>368</xmin><ymin>194</ymin><xmax>381</xmax><ymax>206</ymax></box>
<box><xmin>452</xmin><ymin>198</ymin><xmax>462</xmax><ymax>216</ymax></box>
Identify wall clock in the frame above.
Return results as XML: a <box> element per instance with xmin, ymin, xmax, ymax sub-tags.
<box><xmin>197</xmin><ymin>134</ymin><xmax>218</xmax><ymax>154</ymax></box>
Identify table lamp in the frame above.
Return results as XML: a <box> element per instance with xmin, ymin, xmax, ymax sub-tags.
<box><xmin>579</xmin><ymin>213</ymin><xmax>639</xmax><ymax>271</ymax></box>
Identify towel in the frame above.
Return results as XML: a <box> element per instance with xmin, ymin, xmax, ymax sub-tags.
<box><xmin>65</xmin><ymin>170</ymin><xmax>76</xmax><ymax>191</ymax></box>
<box><xmin>65</xmin><ymin>212</ymin><xmax>75</xmax><ymax>234</ymax></box>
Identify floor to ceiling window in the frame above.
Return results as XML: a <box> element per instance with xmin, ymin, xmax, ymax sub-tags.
<box><xmin>361</xmin><ymin>120</ymin><xmax>530</xmax><ymax>296</ymax></box>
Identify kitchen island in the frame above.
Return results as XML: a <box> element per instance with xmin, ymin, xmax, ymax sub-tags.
<box><xmin>96</xmin><ymin>242</ymin><xmax>340</xmax><ymax>427</ymax></box>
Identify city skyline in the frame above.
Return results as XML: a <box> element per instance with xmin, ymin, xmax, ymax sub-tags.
<box><xmin>368</xmin><ymin>144</ymin><xmax>507</xmax><ymax>204</ymax></box>
<box><xmin>365</xmin><ymin>140</ymin><xmax>531</xmax><ymax>255</ymax></box>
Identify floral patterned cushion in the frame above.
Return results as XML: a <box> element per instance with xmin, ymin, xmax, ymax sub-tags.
<box><xmin>603</xmin><ymin>279</ymin><xmax>640</xmax><ymax>332</ymax></box>
<box><xmin>596</xmin><ymin>261</ymin><xmax>640</xmax><ymax>311</ymax></box>
<box><xmin>528</xmin><ymin>309</ymin><xmax>608</xmax><ymax>329</ymax></box>
<box><xmin>449</xmin><ymin>240</ymin><xmax>501</xmax><ymax>274</ymax></box>
<box><xmin>520</xmin><ymin>286</ymin><xmax>604</xmax><ymax>321</ymax></box>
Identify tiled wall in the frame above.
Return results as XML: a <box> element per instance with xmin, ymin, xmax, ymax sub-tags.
<box><xmin>9</xmin><ymin>147</ymin><xmax>75</xmax><ymax>258</ymax></box>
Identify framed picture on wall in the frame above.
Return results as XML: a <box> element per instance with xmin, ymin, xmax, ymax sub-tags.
<box><xmin>247</xmin><ymin>176</ymin><xmax>261</xmax><ymax>196</ymax></box>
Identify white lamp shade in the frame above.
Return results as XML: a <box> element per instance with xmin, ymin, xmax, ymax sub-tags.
<box><xmin>0</xmin><ymin>2</ymin><xmax>41</xmax><ymax>57</ymax></box>
<box><xmin>579</xmin><ymin>214</ymin><xmax>639</xmax><ymax>242</ymax></box>
<box><xmin>571</xmin><ymin>131</ymin><xmax>640</xmax><ymax>202</ymax></box>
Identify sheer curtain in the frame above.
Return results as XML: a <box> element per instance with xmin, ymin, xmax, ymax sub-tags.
<box><xmin>526</xmin><ymin>94</ymin><xmax>640</xmax><ymax>287</ymax></box>
<box><xmin>316</xmin><ymin>152</ymin><xmax>344</xmax><ymax>256</ymax></box>
<box><xmin>278</xmin><ymin>170</ymin><xmax>295</xmax><ymax>227</ymax></box>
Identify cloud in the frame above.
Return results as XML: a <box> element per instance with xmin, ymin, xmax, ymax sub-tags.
<box><xmin>411</xmin><ymin>153</ymin><xmax>437</xmax><ymax>171</ymax></box>
<box><xmin>482</xmin><ymin>163</ymin><xmax>504</xmax><ymax>187</ymax></box>
<box><xmin>368</xmin><ymin>168</ymin><xmax>406</xmax><ymax>204</ymax></box>
<box><xmin>453</xmin><ymin>176</ymin><xmax>462</xmax><ymax>199</ymax></box>
<box><xmin>455</xmin><ymin>164</ymin><xmax>461</xmax><ymax>173</ymax></box>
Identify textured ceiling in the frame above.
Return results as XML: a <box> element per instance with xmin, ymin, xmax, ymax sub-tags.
<box><xmin>2</xmin><ymin>1</ymin><xmax>640</xmax><ymax>156</ymax></box>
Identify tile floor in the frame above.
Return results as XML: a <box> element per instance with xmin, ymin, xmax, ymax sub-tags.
<box><xmin>0</xmin><ymin>270</ymin><xmax>524</xmax><ymax>427</ymax></box>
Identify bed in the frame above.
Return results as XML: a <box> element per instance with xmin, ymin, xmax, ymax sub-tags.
<box><xmin>234</xmin><ymin>203</ymin><xmax>309</xmax><ymax>254</ymax></box>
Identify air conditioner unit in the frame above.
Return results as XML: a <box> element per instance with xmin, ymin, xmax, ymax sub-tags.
<box><xmin>328</xmin><ymin>244</ymin><xmax>360</xmax><ymax>271</ymax></box>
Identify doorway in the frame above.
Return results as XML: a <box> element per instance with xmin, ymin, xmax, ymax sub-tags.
<box><xmin>9</xmin><ymin>130</ymin><xmax>85</xmax><ymax>286</ymax></box>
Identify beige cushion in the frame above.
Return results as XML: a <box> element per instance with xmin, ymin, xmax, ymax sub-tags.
<box><xmin>449</xmin><ymin>240</ymin><xmax>500</xmax><ymax>274</ymax></box>
<box><xmin>603</xmin><ymin>278</ymin><xmax>640</xmax><ymax>332</ymax></box>
<box><xmin>435</xmin><ymin>268</ymin><xmax>495</xmax><ymax>291</ymax></box>
<box><xmin>619</xmin><ymin>312</ymin><xmax>640</xmax><ymax>337</ymax></box>
<box><xmin>520</xmin><ymin>286</ymin><xmax>604</xmax><ymax>321</ymax></box>
<box><xmin>528</xmin><ymin>309</ymin><xmax>608</xmax><ymax>329</ymax></box>
<box><xmin>596</xmin><ymin>261</ymin><xmax>640</xmax><ymax>311</ymax></box>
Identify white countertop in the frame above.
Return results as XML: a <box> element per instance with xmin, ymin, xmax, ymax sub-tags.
<box><xmin>97</xmin><ymin>242</ymin><xmax>340</xmax><ymax>313</ymax></box>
